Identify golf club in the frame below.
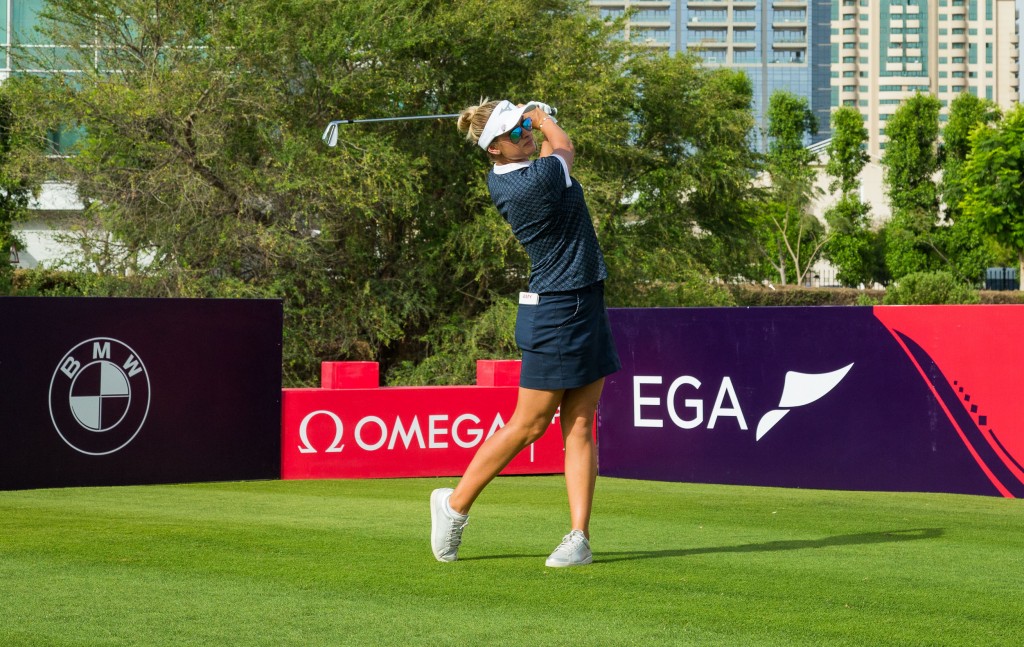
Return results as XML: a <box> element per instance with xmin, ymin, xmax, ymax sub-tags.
<box><xmin>321</xmin><ymin>104</ymin><xmax>557</xmax><ymax>147</ymax></box>
<box><xmin>321</xmin><ymin>114</ymin><xmax>460</xmax><ymax>147</ymax></box>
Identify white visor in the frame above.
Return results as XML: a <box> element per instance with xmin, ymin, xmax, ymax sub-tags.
<box><xmin>478</xmin><ymin>100</ymin><xmax>541</xmax><ymax>151</ymax></box>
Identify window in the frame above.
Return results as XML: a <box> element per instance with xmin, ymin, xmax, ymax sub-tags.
<box><xmin>633</xmin><ymin>9</ymin><xmax>670</xmax><ymax>22</ymax></box>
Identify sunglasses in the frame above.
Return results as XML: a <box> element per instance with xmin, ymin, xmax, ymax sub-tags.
<box><xmin>508</xmin><ymin>117</ymin><xmax>533</xmax><ymax>144</ymax></box>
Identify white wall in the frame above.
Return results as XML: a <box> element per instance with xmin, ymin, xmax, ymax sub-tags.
<box><xmin>13</xmin><ymin>182</ymin><xmax>84</xmax><ymax>269</ymax></box>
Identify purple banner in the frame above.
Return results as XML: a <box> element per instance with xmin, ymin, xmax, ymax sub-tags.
<box><xmin>598</xmin><ymin>306</ymin><xmax>1024</xmax><ymax>498</ymax></box>
<box><xmin>0</xmin><ymin>297</ymin><xmax>283</xmax><ymax>490</ymax></box>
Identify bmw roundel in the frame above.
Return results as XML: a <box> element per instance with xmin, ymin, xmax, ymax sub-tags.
<box><xmin>49</xmin><ymin>338</ymin><xmax>151</xmax><ymax>456</ymax></box>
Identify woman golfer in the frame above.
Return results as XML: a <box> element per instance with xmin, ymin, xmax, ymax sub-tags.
<box><xmin>430</xmin><ymin>99</ymin><xmax>620</xmax><ymax>567</ymax></box>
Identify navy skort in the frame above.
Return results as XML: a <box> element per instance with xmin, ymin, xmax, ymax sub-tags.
<box><xmin>514</xmin><ymin>281</ymin><xmax>621</xmax><ymax>391</ymax></box>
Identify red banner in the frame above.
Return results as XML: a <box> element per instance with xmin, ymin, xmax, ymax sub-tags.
<box><xmin>281</xmin><ymin>361</ymin><xmax>572</xmax><ymax>479</ymax></box>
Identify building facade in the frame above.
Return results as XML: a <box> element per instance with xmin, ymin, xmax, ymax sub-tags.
<box><xmin>833</xmin><ymin>0</ymin><xmax>1020</xmax><ymax>159</ymax></box>
<box><xmin>590</xmin><ymin>0</ymin><xmax>834</xmax><ymax>145</ymax></box>
<box><xmin>2</xmin><ymin>0</ymin><xmax>48</xmax><ymax>80</ymax></box>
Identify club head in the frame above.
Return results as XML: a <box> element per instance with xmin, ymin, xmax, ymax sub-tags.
<box><xmin>321</xmin><ymin>122</ymin><xmax>339</xmax><ymax>147</ymax></box>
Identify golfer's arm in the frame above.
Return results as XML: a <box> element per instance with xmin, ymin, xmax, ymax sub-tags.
<box><xmin>537</xmin><ymin>117</ymin><xmax>574</xmax><ymax>173</ymax></box>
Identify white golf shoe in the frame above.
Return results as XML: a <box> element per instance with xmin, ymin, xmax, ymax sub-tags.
<box><xmin>545</xmin><ymin>529</ymin><xmax>592</xmax><ymax>567</ymax></box>
<box><xmin>430</xmin><ymin>488</ymin><xmax>468</xmax><ymax>562</ymax></box>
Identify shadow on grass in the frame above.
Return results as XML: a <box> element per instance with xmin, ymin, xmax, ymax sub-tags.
<box><xmin>596</xmin><ymin>528</ymin><xmax>944</xmax><ymax>563</ymax></box>
<box><xmin>459</xmin><ymin>528</ymin><xmax>944</xmax><ymax>563</ymax></box>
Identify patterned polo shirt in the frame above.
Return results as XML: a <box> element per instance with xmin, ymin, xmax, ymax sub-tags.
<box><xmin>487</xmin><ymin>155</ymin><xmax>608</xmax><ymax>294</ymax></box>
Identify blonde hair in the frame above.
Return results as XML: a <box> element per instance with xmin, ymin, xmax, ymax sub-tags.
<box><xmin>457</xmin><ymin>99</ymin><xmax>501</xmax><ymax>149</ymax></box>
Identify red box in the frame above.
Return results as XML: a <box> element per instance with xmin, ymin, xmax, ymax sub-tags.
<box><xmin>281</xmin><ymin>361</ymin><xmax>581</xmax><ymax>479</ymax></box>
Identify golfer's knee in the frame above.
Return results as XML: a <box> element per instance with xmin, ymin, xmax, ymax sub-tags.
<box><xmin>522</xmin><ymin>419</ymin><xmax>550</xmax><ymax>445</ymax></box>
<box><xmin>563</xmin><ymin>419</ymin><xmax>595</xmax><ymax>443</ymax></box>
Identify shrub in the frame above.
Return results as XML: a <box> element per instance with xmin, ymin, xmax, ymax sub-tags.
<box><xmin>730</xmin><ymin>284</ymin><xmax>883</xmax><ymax>306</ymax></box>
<box><xmin>882</xmin><ymin>271</ymin><xmax>980</xmax><ymax>305</ymax></box>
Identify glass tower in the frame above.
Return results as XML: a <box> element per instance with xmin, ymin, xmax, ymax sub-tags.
<box><xmin>591</xmin><ymin>1</ymin><xmax>834</xmax><ymax>147</ymax></box>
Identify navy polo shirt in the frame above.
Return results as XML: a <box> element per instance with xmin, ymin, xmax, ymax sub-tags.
<box><xmin>487</xmin><ymin>155</ymin><xmax>608</xmax><ymax>294</ymax></box>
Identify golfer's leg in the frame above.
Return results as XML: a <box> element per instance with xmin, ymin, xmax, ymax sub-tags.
<box><xmin>559</xmin><ymin>378</ymin><xmax>604</xmax><ymax>538</ymax></box>
<box><xmin>448</xmin><ymin>387</ymin><xmax>563</xmax><ymax>514</ymax></box>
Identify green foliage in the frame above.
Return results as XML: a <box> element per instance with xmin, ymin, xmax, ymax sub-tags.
<box><xmin>942</xmin><ymin>93</ymin><xmax>1001</xmax><ymax>165</ymax></box>
<box><xmin>882</xmin><ymin>92</ymin><xmax>941</xmax><ymax>217</ymax></box>
<box><xmin>882</xmin><ymin>270</ymin><xmax>980</xmax><ymax>305</ymax></box>
<box><xmin>959</xmin><ymin>103</ymin><xmax>1024</xmax><ymax>285</ymax></box>
<box><xmin>881</xmin><ymin>94</ymin><xmax>942</xmax><ymax>282</ymax></box>
<box><xmin>756</xmin><ymin>91</ymin><xmax>824</xmax><ymax>286</ymax></box>
<box><xmin>881</xmin><ymin>209</ymin><xmax>939</xmax><ymax>279</ymax></box>
<box><xmin>607</xmin><ymin>55</ymin><xmax>762</xmax><ymax>284</ymax></box>
<box><xmin>879</xmin><ymin>92</ymin><xmax>1001</xmax><ymax>283</ymax></box>
<box><xmin>854</xmin><ymin>292</ymin><xmax>881</xmax><ymax>306</ymax></box>
<box><xmin>13</xmin><ymin>0</ymin><xmax>654</xmax><ymax>385</ymax></box>
<box><xmin>825</xmin><ymin>106</ymin><xmax>869</xmax><ymax>196</ymax></box>
<box><xmin>8</xmin><ymin>0</ymin><xmax>780</xmax><ymax>385</ymax></box>
<box><xmin>823</xmin><ymin>196</ymin><xmax>882</xmax><ymax>287</ymax></box>
<box><xmin>0</xmin><ymin>88</ymin><xmax>37</xmax><ymax>294</ymax></box>
<box><xmin>936</xmin><ymin>94</ymin><xmax>1004</xmax><ymax>285</ymax></box>
<box><xmin>11</xmin><ymin>268</ymin><xmax>169</xmax><ymax>296</ymax></box>
<box><xmin>387</xmin><ymin>297</ymin><xmax>519</xmax><ymax>386</ymax></box>
<box><xmin>822</xmin><ymin>106</ymin><xmax>881</xmax><ymax>287</ymax></box>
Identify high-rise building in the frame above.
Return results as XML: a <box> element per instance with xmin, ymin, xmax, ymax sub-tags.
<box><xmin>590</xmin><ymin>1</ymin><xmax>834</xmax><ymax>146</ymax></box>
<box><xmin>833</xmin><ymin>0</ymin><xmax>1020</xmax><ymax>160</ymax></box>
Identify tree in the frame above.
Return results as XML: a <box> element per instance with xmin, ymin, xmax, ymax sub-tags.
<box><xmin>935</xmin><ymin>93</ymin><xmax>1008</xmax><ymax>284</ymax></box>
<box><xmin>825</xmin><ymin>106</ymin><xmax>869</xmax><ymax>197</ymax></box>
<box><xmin>0</xmin><ymin>89</ymin><xmax>35</xmax><ymax>293</ymax></box>
<box><xmin>959</xmin><ymin>104</ymin><xmax>1024</xmax><ymax>289</ymax></box>
<box><xmin>821</xmin><ymin>106</ymin><xmax>881</xmax><ymax>287</ymax></box>
<box><xmin>598</xmin><ymin>53</ymin><xmax>760</xmax><ymax>303</ymax></box>
<box><xmin>941</xmin><ymin>92</ymin><xmax>1001</xmax><ymax>215</ymax></box>
<box><xmin>11</xmin><ymin>0</ymin><xmax>760</xmax><ymax>384</ymax></box>
<box><xmin>881</xmin><ymin>92</ymin><xmax>943</xmax><ymax>279</ymax></box>
<box><xmin>757</xmin><ymin>90</ymin><xmax>824</xmax><ymax>286</ymax></box>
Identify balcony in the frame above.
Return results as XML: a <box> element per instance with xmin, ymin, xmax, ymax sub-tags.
<box><xmin>773</xmin><ymin>34</ymin><xmax>807</xmax><ymax>45</ymax></box>
<box><xmin>693</xmin><ymin>39</ymin><xmax>729</xmax><ymax>49</ymax></box>
<box><xmin>688</xmin><ymin>17</ymin><xmax>728</xmax><ymax>27</ymax></box>
<box><xmin>772</xmin><ymin>41</ymin><xmax>807</xmax><ymax>51</ymax></box>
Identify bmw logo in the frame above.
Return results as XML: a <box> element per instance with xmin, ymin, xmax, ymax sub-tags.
<box><xmin>49</xmin><ymin>338</ymin><xmax>151</xmax><ymax>455</ymax></box>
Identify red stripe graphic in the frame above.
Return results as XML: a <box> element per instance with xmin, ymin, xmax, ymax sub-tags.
<box><xmin>873</xmin><ymin>305</ymin><xmax>1024</xmax><ymax>497</ymax></box>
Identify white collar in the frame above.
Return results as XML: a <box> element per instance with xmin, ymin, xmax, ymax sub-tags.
<box><xmin>492</xmin><ymin>160</ymin><xmax>532</xmax><ymax>175</ymax></box>
<box><xmin>493</xmin><ymin>155</ymin><xmax>572</xmax><ymax>188</ymax></box>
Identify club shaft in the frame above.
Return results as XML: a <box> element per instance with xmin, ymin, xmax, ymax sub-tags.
<box><xmin>330</xmin><ymin>114</ymin><xmax>460</xmax><ymax>126</ymax></box>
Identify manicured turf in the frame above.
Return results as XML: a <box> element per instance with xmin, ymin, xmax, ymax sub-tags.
<box><xmin>1</xmin><ymin>476</ymin><xmax>1021</xmax><ymax>646</ymax></box>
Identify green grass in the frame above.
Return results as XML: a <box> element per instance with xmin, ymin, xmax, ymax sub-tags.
<box><xmin>1</xmin><ymin>476</ymin><xmax>1021</xmax><ymax>646</ymax></box>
